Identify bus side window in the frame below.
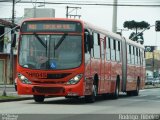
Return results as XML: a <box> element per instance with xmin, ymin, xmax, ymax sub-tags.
<box><xmin>127</xmin><ymin>44</ymin><xmax>131</xmax><ymax>64</ymax></box>
<box><xmin>93</xmin><ymin>32</ymin><xmax>100</xmax><ymax>58</ymax></box>
<box><xmin>106</xmin><ymin>37</ymin><xmax>111</xmax><ymax>61</ymax></box>
<box><xmin>135</xmin><ymin>47</ymin><xmax>138</xmax><ymax>65</ymax></box>
<box><xmin>132</xmin><ymin>46</ymin><xmax>135</xmax><ymax>65</ymax></box>
<box><xmin>143</xmin><ymin>51</ymin><xmax>146</xmax><ymax>67</ymax></box>
<box><xmin>84</xmin><ymin>31</ymin><xmax>93</xmax><ymax>53</ymax></box>
<box><xmin>116</xmin><ymin>40</ymin><xmax>120</xmax><ymax>62</ymax></box>
<box><xmin>140</xmin><ymin>49</ymin><xmax>143</xmax><ymax>66</ymax></box>
<box><xmin>131</xmin><ymin>46</ymin><xmax>134</xmax><ymax>64</ymax></box>
<box><xmin>137</xmin><ymin>48</ymin><xmax>140</xmax><ymax>65</ymax></box>
<box><xmin>138</xmin><ymin>49</ymin><xmax>141</xmax><ymax>65</ymax></box>
<box><xmin>111</xmin><ymin>38</ymin><xmax>115</xmax><ymax>61</ymax></box>
<box><xmin>99</xmin><ymin>33</ymin><xmax>106</xmax><ymax>60</ymax></box>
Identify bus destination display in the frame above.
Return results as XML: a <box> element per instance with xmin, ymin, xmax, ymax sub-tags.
<box><xmin>21</xmin><ymin>21</ymin><xmax>82</xmax><ymax>32</ymax></box>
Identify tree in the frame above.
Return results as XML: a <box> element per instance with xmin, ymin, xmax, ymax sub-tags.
<box><xmin>129</xmin><ymin>32</ymin><xmax>144</xmax><ymax>44</ymax></box>
<box><xmin>123</xmin><ymin>20</ymin><xmax>150</xmax><ymax>44</ymax></box>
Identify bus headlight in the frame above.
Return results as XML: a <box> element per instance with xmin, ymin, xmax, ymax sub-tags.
<box><xmin>66</xmin><ymin>74</ymin><xmax>83</xmax><ymax>85</ymax></box>
<box><xmin>18</xmin><ymin>73</ymin><xmax>32</xmax><ymax>84</ymax></box>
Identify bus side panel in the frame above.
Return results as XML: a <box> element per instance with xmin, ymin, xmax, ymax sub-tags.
<box><xmin>103</xmin><ymin>61</ymin><xmax>111</xmax><ymax>94</ymax></box>
<box><xmin>84</xmin><ymin>53</ymin><xmax>93</xmax><ymax>96</ymax></box>
<box><xmin>126</xmin><ymin>65</ymin><xmax>137</xmax><ymax>91</ymax></box>
<box><xmin>110</xmin><ymin>62</ymin><xmax>118</xmax><ymax>93</ymax></box>
<box><xmin>141</xmin><ymin>67</ymin><xmax>146</xmax><ymax>89</ymax></box>
<box><xmin>109</xmin><ymin>61</ymin><xmax>122</xmax><ymax>94</ymax></box>
<box><xmin>84</xmin><ymin>57</ymin><xmax>102</xmax><ymax>95</ymax></box>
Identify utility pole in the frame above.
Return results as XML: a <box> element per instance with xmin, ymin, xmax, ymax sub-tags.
<box><xmin>66</xmin><ymin>6</ymin><xmax>81</xmax><ymax>19</ymax></box>
<box><xmin>2</xmin><ymin>0</ymin><xmax>15</xmax><ymax>96</ymax></box>
<box><xmin>112</xmin><ymin>0</ymin><xmax>118</xmax><ymax>33</ymax></box>
<box><xmin>10</xmin><ymin>0</ymin><xmax>15</xmax><ymax>83</ymax></box>
<box><xmin>153</xmin><ymin>50</ymin><xmax>155</xmax><ymax>78</ymax></box>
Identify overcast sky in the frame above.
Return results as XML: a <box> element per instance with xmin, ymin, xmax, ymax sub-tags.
<box><xmin>0</xmin><ymin>0</ymin><xmax>160</xmax><ymax>48</ymax></box>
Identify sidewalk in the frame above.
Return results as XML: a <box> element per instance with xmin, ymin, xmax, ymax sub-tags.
<box><xmin>0</xmin><ymin>85</ymin><xmax>32</xmax><ymax>102</ymax></box>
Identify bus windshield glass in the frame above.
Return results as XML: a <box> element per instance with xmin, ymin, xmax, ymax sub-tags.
<box><xmin>19</xmin><ymin>34</ymin><xmax>82</xmax><ymax>70</ymax></box>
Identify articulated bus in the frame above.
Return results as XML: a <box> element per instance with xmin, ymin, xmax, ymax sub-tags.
<box><xmin>17</xmin><ymin>18</ymin><xmax>145</xmax><ymax>103</ymax></box>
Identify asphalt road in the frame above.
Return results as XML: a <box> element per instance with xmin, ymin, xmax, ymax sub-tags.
<box><xmin>0</xmin><ymin>88</ymin><xmax>160</xmax><ymax>120</ymax></box>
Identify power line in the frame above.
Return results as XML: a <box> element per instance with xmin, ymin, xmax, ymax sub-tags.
<box><xmin>13</xmin><ymin>1</ymin><xmax>160</xmax><ymax>7</ymax></box>
<box><xmin>1</xmin><ymin>1</ymin><xmax>160</xmax><ymax>7</ymax></box>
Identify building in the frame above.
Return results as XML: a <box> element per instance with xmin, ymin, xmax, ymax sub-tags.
<box><xmin>0</xmin><ymin>18</ymin><xmax>17</xmax><ymax>84</ymax></box>
<box><xmin>24</xmin><ymin>8</ymin><xmax>55</xmax><ymax>18</ymax></box>
<box><xmin>0</xmin><ymin>8</ymin><xmax>56</xmax><ymax>84</ymax></box>
<box><xmin>145</xmin><ymin>46</ymin><xmax>160</xmax><ymax>78</ymax></box>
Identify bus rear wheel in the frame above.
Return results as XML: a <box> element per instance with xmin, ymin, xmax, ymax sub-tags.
<box><xmin>127</xmin><ymin>80</ymin><xmax>140</xmax><ymax>96</ymax></box>
<box><xmin>112</xmin><ymin>81</ymin><xmax>119</xmax><ymax>99</ymax></box>
<box><xmin>133</xmin><ymin>81</ymin><xmax>140</xmax><ymax>96</ymax></box>
<box><xmin>33</xmin><ymin>95</ymin><xmax>45</xmax><ymax>103</ymax></box>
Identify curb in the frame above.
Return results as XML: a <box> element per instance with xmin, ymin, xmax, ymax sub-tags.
<box><xmin>0</xmin><ymin>97</ymin><xmax>33</xmax><ymax>103</ymax></box>
<box><xmin>144</xmin><ymin>85</ymin><xmax>160</xmax><ymax>89</ymax></box>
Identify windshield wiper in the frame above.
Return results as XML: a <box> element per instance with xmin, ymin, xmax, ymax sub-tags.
<box><xmin>54</xmin><ymin>33</ymin><xmax>68</xmax><ymax>50</ymax></box>
<box><xmin>33</xmin><ymin>32</ymin><xmax>47</xmax><ymax>48</ymax></box>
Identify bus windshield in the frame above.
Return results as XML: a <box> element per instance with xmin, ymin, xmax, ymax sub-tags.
<box><xmin>19</xmin><ymin>34</ymin><xmax>82</xmax><ymax>70</ymax></box>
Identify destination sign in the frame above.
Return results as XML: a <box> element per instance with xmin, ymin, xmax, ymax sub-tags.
<box><xmin>21</xmin><ymin>20</ymin><xmax>82</xmax><ymax>33</ymax></box>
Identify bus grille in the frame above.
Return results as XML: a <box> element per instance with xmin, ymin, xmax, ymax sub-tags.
<box><xmin>47</xmin><ymin>73</ymin><xmax>71</xmax><ymax>79</ymax></box>
<box><xmin>33</xmin><ymin>86</ymin><xmax>65</xmax><ymax>94</ymax></box>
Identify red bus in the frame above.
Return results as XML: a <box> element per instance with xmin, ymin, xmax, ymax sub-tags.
<box><xmin>16</xmin><ymin>18</ymin><xmax>145</xmax><ymax>103</ymax></box>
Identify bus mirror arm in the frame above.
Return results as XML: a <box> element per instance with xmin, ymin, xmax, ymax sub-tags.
<box><xmin>84</xmin><ymin>32</ymin><xmax>89</xmax><ymax>53</ymax></box>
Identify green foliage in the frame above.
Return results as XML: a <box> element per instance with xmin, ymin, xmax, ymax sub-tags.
<box><xmin>129</xmin><ymin>32</ymin><xmax>144</xmax><ymax>44</ymax></box>
<box><xmin>129</xmin><ymin>32</ymin><xmax>137</xmax><ymax>41</ymax></box>
<box><xmin>123</xmin><ymin>20</ymin><xmax>150</xmax><ymax>44</ymax></box>
<box><xmin>123</xmin><ymin>20</ymin><xmax>150</xmax><ymax>30</ymax></box>
<box><xmin>0</xmin><ymin>96</ymin><xmax>20</xmax><ymax>99</ymax></box>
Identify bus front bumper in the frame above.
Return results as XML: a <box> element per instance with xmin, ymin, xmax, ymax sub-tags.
<box><xmin>17</xmin><ymin>80</ymin><xmax>84</xmax><ymax>97</ymax></box>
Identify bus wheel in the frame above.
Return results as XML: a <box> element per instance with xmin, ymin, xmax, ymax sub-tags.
<box><xmin>85</xmin><ymin>84</ymin><xmax>97</xmax><ymax>103</ymax></box>
<box><xmin>133</xmin><ymin>81</ymin><xmax>140</xmax><ymax>96</ymax></box>
<box><xmin>112</xmin><ymin>81</ymin><xmax>119</xmax><ymax>99</ymax></box>
<box><xmin>126</xmin><ymin>91</ymin><xmax>132</xmax><ymax>96</ymax></box>
<box><xmin>33</xmin><ymin>95</ymin><xmax>45</xmax><ymax>103</ymax></box>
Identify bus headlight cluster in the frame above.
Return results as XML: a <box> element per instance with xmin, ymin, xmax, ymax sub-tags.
<box><xmin>18</xmin><ymin>73</ymin><xmax>32</xmax><ymax>84</ymax></box>
<box><xmin>66</xmin><ymin>74</ymin><xmax>83</xmax><ymax>85</ymax></box>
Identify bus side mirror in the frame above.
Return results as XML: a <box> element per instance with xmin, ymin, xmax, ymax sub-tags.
<box><xmin>84</xmin><ymin>32</ymin><xmax>93</xmax><ymax>53</ymax></box>
<box><xmin>11</xmin><ymin>33</ymin><xmax>16</xmax><ymax>47</ymax></box>
<box><xmin>89</xmin><ymin>35</ymin><xmax>93</xmax><ymax>48</ymax></box>
<box><xmin>84</xmin><ymin>32</ymin><xmax>88</xmax><ymax>53</ymax></box>
<box><xmin>15</xmin><ymin>26</ymin><xmax>20</xmax><ymax>32</ymax></box>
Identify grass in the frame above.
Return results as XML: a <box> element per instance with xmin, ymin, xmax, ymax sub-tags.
<box><xmin>0</xmin><ymin>96</ymin><xmax>20</xmax><ymax>100</ymax></box>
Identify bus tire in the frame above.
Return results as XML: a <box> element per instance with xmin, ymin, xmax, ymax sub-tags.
<box><xmin>126</xmin><ymin>91</ymin><xmax>132</xmax><ymax>96</ymax></box>
<box><xmin>33</xmin><ymin>95</ymin><xmax>45</xmax><ymax>103</ymax></box>
<box><xmin>85</xmin><ymin>84</ymin><xmax>97</xmax><ymax>103</ymax></box>
<box><xmin>133</xmin><ymin>80</ymin><xmax>140</xmax><ymax>96</ymax></box>
<box><xmin>112</xmin><ymin>81</ymin><xmax>119</xmax><ymax>99</ymax></box>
